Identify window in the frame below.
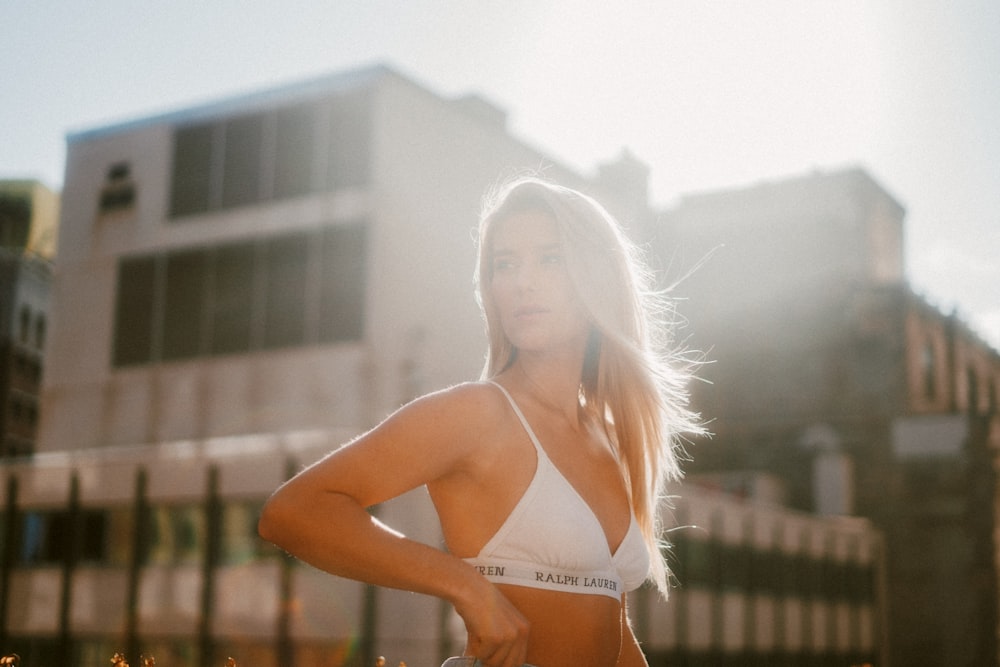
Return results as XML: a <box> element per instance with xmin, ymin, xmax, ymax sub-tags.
<box><xmin>15</xmin><ymin>509</ymin><xmax>111</xmax><ymax>565</ymax></box>
<box><xmin>34</xmin><ymin>314</ymin><xmax>46</xmax><ymax>350</ymax></box>
<box><xmin>169</xmin><ymin>123</ymin><xmax>215</xmax><ymax>217</ymax></box>
<box><xmin>921</xmin><ymin>340</ymin><xmax>937</xmax><ymax>401</ymax></box>
<box><xmin>274</xmin><ymin>103</ymin><xmax>318</xmax><ymax>199</ymax></box>
<box><xmin>17</xmin><ymin>511</ymin><xmax>55</xmax><ymax>564</ymax></box>
<box><xmin>18</xmin><ymin>306</ymin><xmax>30</xmax><ymax>344</ymax></box>
<box><xmin>211</xmin><ymin>242</ymin><xmax>256</xmax><ymax>355</ymax></box>
<box><xmin>967</xmin><ymin>367</ymin><xmax>980</xmax><ymax>414</ymax></box>
<box><xmin>319</xmin><ymin>224</ymin><xmax>367</xmax><ymax>342</ymax></box>
<box><xmin>0</xmin><ymin>191</ymin><xmax>31</xmax><ymax>249</ymax></box>
<box><xmin>263</xmin><ymin>233</ymin><xmax>309</xmax><ymax>349</ymax></box>
<box><xmin>718</xmin><ymin>543</ymin><xmax>751</xmax><ymax>591</ymax></box>
<box><xmin>146</xmin><ymin>504</ymin><xmax>205</xmax><ymax>566</ymax></box>
<box><xmin>326</xmin><ymin>91</ymin><xmax>372</xmax><ymax>189</ymax></box>
<box><xmin>844</xmin><ymin>560</ymin><xmax>875</xmax><ymax>603</ymax></box>
<box><xmin>162</xmin><ymin>249</ymin><xmax>208</xmax><ymax>360</ymax></box>
<box><xmin>167</xmin><ymin>91</ymin><xmax>372</xmax><ymax>220</ymax></box>
<box><xmin>673</xmin><ymin>533</ymin><xmax>716</xmax><ymax>587</ymax></box>
<box><xmin>98</xmin><ymin>161</ymin><xmax>137</xmax><ymax>214</ymax></box>
<box><xmin>112</xmin><ymin>224</ymin><xmax>368</xmax><ymax>366</ymax></box>
<box><xmin>103</xmin><ymin>507</ymin><xmax>136</xmax><ymax>566</ymax></box>
<box><xmin>112</xmin><ymin>255</ymin><xmax>158</xmax><ymax>366</ymax></box>
<box><xmin>222</xmin><ymin>113</ymin><xmax>265</xmax><ymax>208</ymax></box>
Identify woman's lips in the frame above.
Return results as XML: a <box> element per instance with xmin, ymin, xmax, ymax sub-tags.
<box><xmin>514</xmin><ymin>305</ymin><xmax>548</xmax><ymax>319</ymax></box>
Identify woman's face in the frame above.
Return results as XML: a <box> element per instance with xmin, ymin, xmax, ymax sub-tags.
<box><xmin>488</xmin><ymin>209</ymin><xmax>591</xmax><ymax>358</ymax></box>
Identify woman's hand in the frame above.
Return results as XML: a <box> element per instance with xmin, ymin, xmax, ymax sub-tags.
<box><xmin>454</xmin><ymin>582</ymin><xmax>531</xmax><ymax>667</ymax></box>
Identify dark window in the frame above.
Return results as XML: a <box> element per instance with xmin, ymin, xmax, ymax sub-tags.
<box><xmin>0</xmin><ymin>191</ymin><xmax>31</xmax><ymax>249</ymax></box>
<box><xmin>113</xmin><ymin>255</ymin><xmax>158</xmax><ymax>366</ymax></box>
<box><xmin>15</xmin><ymin>509</ymin><xmax>109</xmax><ymax>565</ymax></box>
<box><xmin>112</xmin><ymin>225</ymin><xmax>367</xmax><ymax>366</ymax></box>
<box><xmin>79</xmin><ymin>510</ymin><xmax>110</xmax><ymax>563</ymax></box>
<box><xmin>263</xmin><ymin>233</ymin><xmax>309</xmax><ymax>349</ymax></box>
<box><xmin>170</xmin><ymin>123</ymin><xmax>214</xmax><ymax>217</ymax></box>
<box><xmin>327</xmin><ymin>92</ymin><xmax>372</xmax><ymax>189</ymax></box>
<box><xmin>319</xmin><ymin>223</ymin><xmax>367</xmax><ymax>342</ymax></box>
<box><xmin>673</xmin><ymin>534</ymin><xmax>716</xmax><ymax>587</ymax></box>
<box><xmin>34</xmin><ymin>314</ymin><xmax>46</xmax><ymax>350</ymax></box>
<box><xmin>274</xmin><ymin>103</ymin><xmax>318</xmax><ymax>199</ymax></box>
<box><xmin>210</xmin><ymin>242</ymin><xmax>256</xmax><ymax>355</ymax></box>
<box><xmin>921</xmin><ymin>341</ymin><xmax>937</xmax><ymax>401</ymax></box>
<box><xmin>967</xmin><ymin>367</ymin><xmax>980</xmax><ymax>414</ymax></box>
<box><xmin>18</xmin><ymin>305</ymin><xmax>30</xmax><ymax>344</ymax></box>
<box><xmin>146</xmin><ymin>504</ymin><xmax>205</xmax><ymax>565</ymax></box>
<box><xmin>162</xmin><ymin>249</ymin><xmax>208</xmax><ymax>360</ymax></box>
<box><xmin>98</xmin><ymin>161</ymin><xmax>137</xmax><ymax>213</ymax></box>
<box><xmin>18</xmin><ymin>511</ymin><xmax>61</xmax><ymax>564</ymax></box>
<box><xmin>845</xmin><ymin>560</ymin><xmax>876</xmax><ymax>603</ymax></box>
<box><xmin>749</xmin><ymin>549</ymin><xmax>783</xmax><ymax>595</ymax></box>
<box><xmin>222</xmin><ymin>113</ymin><xmax>265</xmax><ymax>209</ymax></box>
<box><xmin>718</xmin><ymin>542</ymin><xmax>751</xmax><ymax>591</ymax></box>
<box><xmin>168</xmin><ymin>91</ymin><xmax>372</xmax><ymax>221</ymax></box>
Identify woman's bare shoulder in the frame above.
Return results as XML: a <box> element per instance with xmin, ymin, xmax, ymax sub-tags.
<box><xmin>372</xmin><ymin>380</ymin><xmax>514</xmax><ymax>473</ymax></box>
<box><xmin>404</xmin><ymin>380</ymin><xmax>510</xmax><ymax>433</ymax></box>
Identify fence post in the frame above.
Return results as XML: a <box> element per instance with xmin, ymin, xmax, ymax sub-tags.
<box><xmin>125</xmin><ymin>468</ymin><xmax>148</xmax><ymax>661</ymax></box>
<box><xmin>198</xmin><ymin>466</ymin><xmax>221</xmax><ymax>667</ymax></box>
<box><xmin>57</xmin><ymin>473</ymin><xmax>81</xmax><ymax>666</ymax></box>
<box><xmin>276</xmin><ymin>457</ymin><xmax>295</xmax><ymax>667</ymax></box>
<box><xmin>0</xmin><ymin>474</ymin><xmax>19</xmax><ymax>646</ymax></box>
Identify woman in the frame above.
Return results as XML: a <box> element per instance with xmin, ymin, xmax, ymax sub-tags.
<box><xmin>258</xmin><ymin>178</ymin><xmax>702</xmax><ymax>667</ymax></box>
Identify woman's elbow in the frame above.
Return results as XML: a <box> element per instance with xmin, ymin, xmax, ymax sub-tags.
<box><xmin>258</xmin><ymin>493</ymin><xmax>294</xmax><ymax>547</ymax></box>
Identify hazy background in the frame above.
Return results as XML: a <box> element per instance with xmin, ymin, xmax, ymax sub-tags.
<box><xmin>3</xmin><ymin>0</ymin><xmax>997</xmax><ymax>348</ymax></box>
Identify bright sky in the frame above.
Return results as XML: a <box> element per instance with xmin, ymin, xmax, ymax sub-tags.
<box><xmin>3</xmin><ymin>0</ymin><xmax>998</xmax><ymax>349</ymax></box>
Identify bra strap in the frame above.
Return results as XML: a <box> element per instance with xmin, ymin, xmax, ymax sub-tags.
<box><xmin>485</xmin><ymin>380</ymin><xmax>545</xmax><ymax>454</ymax></box>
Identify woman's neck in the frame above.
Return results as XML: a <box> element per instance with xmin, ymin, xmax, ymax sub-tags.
<box><xmin>510</xmin><ymin>353</ymin><xmax>584</xmax><ymax>427</ymax></box>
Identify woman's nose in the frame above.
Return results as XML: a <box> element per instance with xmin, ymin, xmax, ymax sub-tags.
<box><xmin>513</xmin><ymin>261</ymin><xmax>540</xmax><ymax>290</ymax></box>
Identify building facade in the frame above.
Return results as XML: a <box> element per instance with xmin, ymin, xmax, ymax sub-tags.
<box><xmin>657</xmin><ymin>168</ymin><xmax>1000</xmax><ymax>666</ymax></box>
<box><xmin>0</xmin><ymin>440</ymin><xmax>885</xmax><ymax>667</ymax></box>
<box><xmin>0</xmin><ymin>179</ymin><xmax>58</xmax><ymax>459</ymax></box>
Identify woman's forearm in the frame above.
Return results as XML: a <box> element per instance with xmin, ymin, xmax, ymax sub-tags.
<box><xmin>258</xmin><ymin>486</ymin><xmax>485</xmax><ymax>608</ymax></box>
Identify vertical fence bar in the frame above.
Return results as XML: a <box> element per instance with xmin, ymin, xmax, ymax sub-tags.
<box><xmin>709</xmin><ymin>507</ymin><xmax>724</xmax><ymax>664</ymax></box>
<box><xmin>358</xmin><ymin>568</ymin><xmax>378</xmax><ymax>666</ymax></box>
<box><xmin>198</xmin><ymin>466</ymin><xmax>221</xmax><ymax>667</ymax></box>
<box><xmin>741</xmin><ymin>512</ymin><xmax>756</xmax><ymax>665</ymax></box>
<box><xmin>276</xmin><ymin>456</ymin><xmax>295</xmax><ymax>667</ymax></box>
<box><xmin>58</xmin><ymin>473</ymin><xmax>81</xmax><ymax>666</ymax></box>
<box><xmin>125</xmin><ymin>467</ymin><xmax>148</xmax><ymax>661</ymax></box>
<box><xmin>0</xmin><ymin>474</ymin><xmax>19</xmax><ymax>646</ymax></box>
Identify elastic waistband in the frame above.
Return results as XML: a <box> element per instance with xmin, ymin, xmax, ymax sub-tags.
<box><xmin>464</xmin><ymin>557</ymin><xmax>622</xmax><ymax>601</ymax></box>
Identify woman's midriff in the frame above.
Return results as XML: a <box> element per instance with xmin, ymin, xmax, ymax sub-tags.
<box><xmin>489</xmin><ymin>584</ymin><xmax>623</xmax><ymax>667</ymax></box>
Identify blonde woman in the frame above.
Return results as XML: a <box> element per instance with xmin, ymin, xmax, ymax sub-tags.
<box><xmin>259</xmin><ymin>178</ymin><xmax>702</xmax><ymax>667</ymax></box>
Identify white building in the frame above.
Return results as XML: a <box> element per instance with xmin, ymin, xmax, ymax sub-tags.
<box><xmin>42</xmin><ymin>64</ymin><xmax>590</xmax><ymax>454</ymax></box>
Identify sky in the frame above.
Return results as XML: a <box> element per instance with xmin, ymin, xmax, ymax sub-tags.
<box><xmin>3</xmin><ymin>0</ymin><xmax>998</xmax><ymax>349</ymax></box>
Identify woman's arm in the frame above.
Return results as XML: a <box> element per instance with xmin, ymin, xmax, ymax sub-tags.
<box><xmin>258</xmin><ymin>383</ymin><xmax>530</xmax><ymax>667</ymax></box>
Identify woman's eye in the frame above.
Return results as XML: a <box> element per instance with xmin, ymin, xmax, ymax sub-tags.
<box><xmin>542</xmin><ymin>253</ymin><xmax>563</xmax><ymax>265</ymax></box>
<box><xmin>493</xmin><ymin>259</ymin><xmax>514</xmax><ymax>272</ymax></box>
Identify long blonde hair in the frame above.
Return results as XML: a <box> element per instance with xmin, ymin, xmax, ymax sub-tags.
<box><xmin>474</xmin><ymin>177</ymin><xmax>703</xmax><ymax>597</ymax></box>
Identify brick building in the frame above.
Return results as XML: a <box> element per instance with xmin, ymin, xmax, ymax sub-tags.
<box><xmin>656</xmin><ymin>168</ymin><xmax>1000</xmax><ymax>666</ymax></box>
